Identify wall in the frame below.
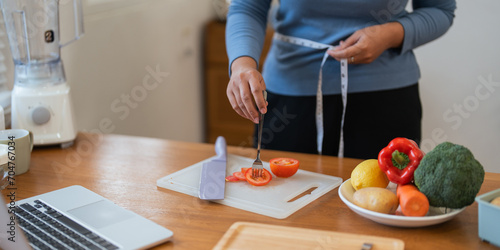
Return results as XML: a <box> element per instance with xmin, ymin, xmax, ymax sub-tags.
<box><xmin>416</xmin><ymin>0</ymin><xmax>500</xmax><ymax>173</ymax></box>
<box><xmin>62</xmin><ymin>0</ymin><xmax>217</xmax><ymax>142</ymax></box>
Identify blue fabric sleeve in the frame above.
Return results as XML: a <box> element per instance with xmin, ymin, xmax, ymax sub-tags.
<box><xmin>225</xmin><ymin>0</ymin><xmax>272</xmax><ymax>75</ymax></box>
<box><xmin>397</xmin><ymin>0</ymin><xmax>456</xmax><ymax>54</ymax></box>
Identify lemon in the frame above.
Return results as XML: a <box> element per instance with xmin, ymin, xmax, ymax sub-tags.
<box><xmin>350</xmin><ymin>159</ymin><xmax>389</xmax><ymax>190</ymax></box>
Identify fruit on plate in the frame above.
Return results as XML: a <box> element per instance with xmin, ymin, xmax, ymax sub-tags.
<box><xmin>491</xmin><ymin>197</ymin><xmax>500</xmax><ymax>207</ymax></box>
<box><xmin>350</xmin><ymin>159</ymin><xmax>389</xmax><ymax>191</ymax></box>
<box><xmin>269</xmin><ymin>158</ymin><xmax>300</xmax><ymax>178</ymax></box>
<box><xmin>352</xmin><ymin>186</ymin><xmax>399</xmax><ymax>214</ymax></box>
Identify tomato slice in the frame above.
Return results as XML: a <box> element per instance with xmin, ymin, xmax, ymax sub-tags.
<box><xmin>269</xmin><ymin>157</ymin><xmax>300</xmax><ymax>178</ymax></box>
<box><xmin>225</xmin><ymin>175</ymin><xmax>240</xmax><ymax>182</ymax></box>
<box><xmin>244</xmin><ymin>168</ymin><xmax>272</xmax><ymax>186</ymax></box>
<box><xmin>241</xmin><ymin>168</ymin><xmax>250</xmax><ymax>174</ymax></box>
<box><xmin>233</xmin><ymin>171</ymin><xmax>246</xmax><ymax>181</ymax></box>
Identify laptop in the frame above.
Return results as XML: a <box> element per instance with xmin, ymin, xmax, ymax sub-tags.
<box><xmin>0</xmin><ymin>185</ymin><xmax>173</xmax><ymax>250</ymax></box>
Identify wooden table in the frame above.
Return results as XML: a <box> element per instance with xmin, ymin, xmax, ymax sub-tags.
<box><xmin>6</xmin><ymin>132</ymin><xmax>500</xmax><ymax>249</ymax></box>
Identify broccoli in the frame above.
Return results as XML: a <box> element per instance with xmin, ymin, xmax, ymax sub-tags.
<box><xmin>413</xmin><ymin>142</ymin><xmax>485</xmax><ymax>209</ymax></box>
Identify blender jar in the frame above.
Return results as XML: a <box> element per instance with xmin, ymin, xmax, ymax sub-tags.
<box><xmin>0</xmin><ymin>0</ymin><xmax>83</xmax><ymax>87</ymax></box>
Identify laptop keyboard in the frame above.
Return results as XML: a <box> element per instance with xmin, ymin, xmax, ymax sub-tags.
<box><xmin>15</xmin><ymin>200</ymin><xmax>119</xmax><ymax>250</ymax></box>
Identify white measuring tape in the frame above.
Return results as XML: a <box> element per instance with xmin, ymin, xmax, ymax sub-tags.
<box><xmin>273</xmin><ymin>33</ymin><xmax>348</xmax><ymax>157</ymax></box>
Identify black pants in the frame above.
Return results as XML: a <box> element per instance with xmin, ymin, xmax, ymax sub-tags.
<box><xmin>254</xmin><ymin>84</ymin><xmax>422</xmax><ymax>159</ymax></box>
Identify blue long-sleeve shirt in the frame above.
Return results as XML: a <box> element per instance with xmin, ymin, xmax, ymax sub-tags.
<box><xmin>226</xmin><ymin>0</ymin><xmax>456</xmax><ymax>96</ymax></box>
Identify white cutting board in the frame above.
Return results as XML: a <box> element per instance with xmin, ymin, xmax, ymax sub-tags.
<box><xmin>157</xmin><ymin>154</ymin><xmax>342</xmax><ymax>219</ymax></box>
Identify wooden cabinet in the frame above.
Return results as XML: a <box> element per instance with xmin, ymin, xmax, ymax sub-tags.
<box><xmin>203</xmin><ymin>20</ymin><xmax>273</xmax><ymax>147</ymax></box>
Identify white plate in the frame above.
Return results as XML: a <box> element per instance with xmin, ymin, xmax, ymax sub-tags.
<box><xmin>338</xmin><ymin>179</ymin><xmax>465</xmax><ymax>227</ymax></box>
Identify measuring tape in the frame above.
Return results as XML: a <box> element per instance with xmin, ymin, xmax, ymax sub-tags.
<box><xmin>273</xmin><ymin>33</ymin><xmax>348</xmax><ymax>157</ymax></box>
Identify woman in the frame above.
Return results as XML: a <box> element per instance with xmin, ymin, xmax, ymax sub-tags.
<box><xmin>225</xmin><ymin>0</ymin><xmax>456</xmax><ymax>159</ymax></box>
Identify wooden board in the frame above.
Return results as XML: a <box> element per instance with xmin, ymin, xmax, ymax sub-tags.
<box><xmin>213</xmin><ymin>222</ymin><xmax>405</xmax><ymax>250</ymax></box>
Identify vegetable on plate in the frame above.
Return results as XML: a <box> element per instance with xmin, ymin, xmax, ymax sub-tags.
<box><xmin>378</xmin><ymin>137</ymin><xmax>424</xmax><ymax>185</ymax></box>
<box><xmin>414</xmin><ymin>142</ymin><xmax>485</xmax><ymax>209</ymax></box>
<box><xmin>352</xmin><ymin>187</ymin><xmax>399</xmax><ymax>214</ymax></box>
<box><xmin>397</xmin><ymin>184</ymin><xmax>429</xmax><ymax>217</ymax></box>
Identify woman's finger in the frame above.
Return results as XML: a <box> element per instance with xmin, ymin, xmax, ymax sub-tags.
<box><xmin>238</xmin><ymin>81</ymin><xmax>260</xmax><ymax>123</ymax></box>
<box><xmin>250</xmin><ymin>78</ymin><xmax>267</xmax><ymax>115</ymax></box>
<box><xmin>227</xmin><ymin>79</ymin><xmax>253</xmax><ymax>121</ymax></box>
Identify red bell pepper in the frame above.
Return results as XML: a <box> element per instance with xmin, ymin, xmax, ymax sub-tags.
<box><xmin>378</xmin><ymin>137</ymin><xmax>424</xmax><ymax>185</ymax></box>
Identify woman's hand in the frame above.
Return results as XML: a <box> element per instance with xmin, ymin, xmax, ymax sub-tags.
<box><xmin>226</xmin><ymin>56</ymin><xmax>268</xmax><ymax>124</ymax></box>
<box><xmin>327</xmin><ymin>22</ymin><xmax>404</xmax><ymax>64</ymax></box>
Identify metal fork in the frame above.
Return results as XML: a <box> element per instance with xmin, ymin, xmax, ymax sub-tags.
<box><xmin>252</xmin><ymin>91</ymin><xmax>267</xmax><ymax>178</ymax></box>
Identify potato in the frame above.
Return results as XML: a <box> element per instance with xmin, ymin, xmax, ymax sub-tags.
<box><xmin>491</xmin><ymin>196</ymin><xmax>500</xmax><ymax>207</ymax></box>
<box><xmin>353</xmin><ymin>187</ymin><xmax>399</xmax><ymax>214</ymax></box>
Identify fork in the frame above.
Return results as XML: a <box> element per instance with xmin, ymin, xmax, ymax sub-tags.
<box><xmin>252</xmin><ymin>91</ymin><xmax>267</xmax><ymax>178</ymax></box>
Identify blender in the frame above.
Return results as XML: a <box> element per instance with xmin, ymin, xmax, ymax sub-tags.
<box><xmin>0</xmin><ymin>0</ymin><xmax>84</xmax><ymax>148</ymax></box>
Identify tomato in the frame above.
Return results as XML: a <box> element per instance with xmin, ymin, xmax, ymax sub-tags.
<box><xmin>244</xmin><ymin>168</ymin><xmax>272</xmax><ymax>186</ymax></box>
<box><xmin>269</xmin><ymin>158</ymin><xmax>300</xmax><ymax>178</ymax></box>
<box><xmin>233</xmin><ymin>171</ymin><xmax>246</xmax><ymax>181</ymax></box>
<box><xmin>241</xmin><ymin>168</ymin><xmax>250</xmax><ymax>174</ymax></box>
<box><xmin>225</xmin><ymin>175</ymin><xmax>239</xmax><ymax>182</ymax></box>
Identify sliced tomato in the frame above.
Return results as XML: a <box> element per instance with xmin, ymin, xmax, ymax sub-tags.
<box><xmin>244</xmin><ymin>168</ymin><xmax>272</xmax><ymax>186</ymax></box>
<box><xmin>241</xmin><ymin>168</ymin><xmax>250</xmax><ymax>174</ymax></box>
<box><xmin>232</xmin><ymin>171</ymin><xmax>246</xmax><ymax>181</ymax></box>
<box><xmin>225</xmin><ymin>175</ymin><xmax>240</xmax><ymax>182</ymax></box>
<box><xmin>269</xmin><ymin>157</ymin><xmax>300</xmax><ymax>178</ymax></box>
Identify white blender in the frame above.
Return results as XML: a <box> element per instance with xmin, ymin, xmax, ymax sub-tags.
<box><xmin>0</xmin><ymin>0</ymin><xmax>84</xmax><ymax>148</ymax></box>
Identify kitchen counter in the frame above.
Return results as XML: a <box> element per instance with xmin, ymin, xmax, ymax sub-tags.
<box><xmin>6</xmin><ymin>132</ymin><xmax>500</xmax><ymax>249</ymax></box>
